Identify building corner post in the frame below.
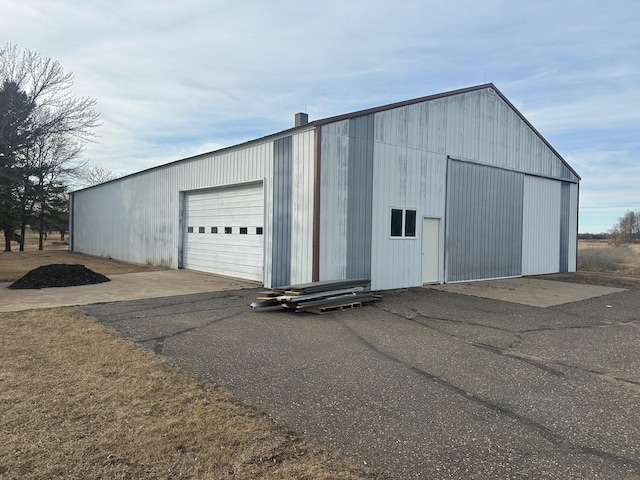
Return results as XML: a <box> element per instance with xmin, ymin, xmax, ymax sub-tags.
<box><xmin>312</xmin><ymin>127</ymin><xmax>321</xmax><ymax>281</ymax></box>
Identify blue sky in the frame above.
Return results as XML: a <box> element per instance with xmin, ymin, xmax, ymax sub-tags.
<box><xmin>2</xmin><ymin>0</ymin><xmax>638</xmax><ymax>233</ymax></box>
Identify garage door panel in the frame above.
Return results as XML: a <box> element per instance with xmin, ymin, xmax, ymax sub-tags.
<box><xmin>187</xmin><ymin>242</ymin><xmax>263</xmax><ymax>257</ymax></box>
<box><xmin>183</xmin><ymin>183</ymin><xmax>264</xmax><ymax>282</ymax></box>
<box><xmin>190</xmin><ymin>258</ymin><xmax>262</xmax><ymax>280</ymax></box>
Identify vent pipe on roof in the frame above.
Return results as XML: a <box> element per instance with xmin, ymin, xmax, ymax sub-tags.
<box><xmin>295</xmin><ymin>112</ymin><xmax>309</xmax><ymax>127</ymax></box>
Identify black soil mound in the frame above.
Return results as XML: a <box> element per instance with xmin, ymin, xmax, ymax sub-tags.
<box><xmin>8</xmin><ymin>264</ymin><xmax>111</xmax><ymax>290</ymax></box>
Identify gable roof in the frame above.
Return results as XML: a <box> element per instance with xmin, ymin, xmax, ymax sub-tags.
<box><xmin>311</xmin><ymin>83</ymin><xmax>580</xmax><ymax>181</ymax></box>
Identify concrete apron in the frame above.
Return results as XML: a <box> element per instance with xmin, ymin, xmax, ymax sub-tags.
<box><xmin>428</xmin><ymin>277</ymin><xmax>626</xmax><ymax>307</ymax></box>
<box><xmin>1</xmin><ymin>274</ymin><xmax>625</xmax><ymax>313</ymax></box>
<box><xmin>0</xmin><ymin>270</ymin><xmax>260</xmax><ymax>312</ymax></box>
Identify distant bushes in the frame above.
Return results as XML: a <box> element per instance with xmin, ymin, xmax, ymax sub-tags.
<box><xmin>578</xmin><ymin>245</ymin><xmax>635</xmax><ymax>272</ymax></box>
<box><xmin>577</xmin><ymin>233</ymin><xmax>609</xmax><ymax>241</ymax></box>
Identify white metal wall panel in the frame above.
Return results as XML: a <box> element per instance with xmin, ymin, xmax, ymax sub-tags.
<box><xmin>319</xmin><ymin>120</ymin><xmax>349</xmax><ymax>280</ymax></box>
<box><xmin>568</xmin><ymin>183</ymin><xmax>578</xmax><ymax>271</ymax></box>
<box><xmin>183</xmin><ymin>183</ymin><xmax>264</xmax><ymax>281</ymax></box>
<box><xmin>391</xmin><ymin>89</ymin><xmax>579</xmax><ymax>183</ymax></box>
<box><xmin>522</xmin><ymin>176</ymin><xmax>561</xmax><ymax>275</ymax></box>
<box><xmin>370</xmin><ymin>145</ymin><xmax>447</xmax><ymax>291</ymax></box>
<box><xmin>290</xmin><ymin>130</ymin><xmax>315</xmax><ymax>284</ymax></box>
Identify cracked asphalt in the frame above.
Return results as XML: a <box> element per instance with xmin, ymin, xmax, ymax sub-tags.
<box><xmin>80</xmin><ymin>285</ymin><xmax>640</xmax><ymax>479</ymax></box>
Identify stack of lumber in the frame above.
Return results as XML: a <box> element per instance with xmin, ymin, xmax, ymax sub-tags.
<box><xmin>251</xmin><ymin>279</ymin><xmax>380</xmax><ymax>314</ymax></box>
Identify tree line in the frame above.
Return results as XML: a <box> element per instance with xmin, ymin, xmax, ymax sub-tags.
<box><xmin>609</xmin><ymin>209</ymin><xmax>640</xmax><ymax>245</ymax></box>
<box><xmin>579</xmin><ymin>210</ymin><xmax>640</xmax><ymax>244</ymax></box>
<box><xmin>0</xmin><ymin>44</ymin><xmax>101</xmax><ymax>251</ymax></box>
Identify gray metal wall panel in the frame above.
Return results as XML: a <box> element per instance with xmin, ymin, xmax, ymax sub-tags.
<box><xmin>560</xmin><ymin>182</ymin><xmax>571</xmax><ymax>272</ymax></box>
<box><xmin>347</xmin><ymin>115</ymin><xmax>374</xmax><ymax>279</ymax></box>
<box><xmin>446</xmin><ymin>160</ymin><xmax>524</xmax><ymax>282</ymax></box>
<box><xmin>319</xmin><ymin>121</ymin><xmax>350</xmax><ymax>280</ymax></box>
<box><xmin>272</xmin><ymin>136</ymin><xmax>292</xmax><ymax>286</ymax></box>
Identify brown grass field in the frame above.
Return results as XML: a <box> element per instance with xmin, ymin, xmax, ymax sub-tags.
<box><xmin>545</xmin><ymin>240</ymin><xmax>640</xmax><ymax>290</ymax></box>
<box><xmin>0</xmin><ymin>235</ymin><xmax>382</xmax><ymax>480</ymax></box>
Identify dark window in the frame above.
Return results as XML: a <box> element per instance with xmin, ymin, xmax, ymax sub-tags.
<box><xmin>391</xmin><ymin>208</ymin><xmax>417</xmax><ymax>238</ymax></box>
<box><xmin>187</xmin><ymin>227</ymin><xmax>194</xmax><ymax>233</ymax></box>
<box><xmin>211</xmin><ymin>227</ymin><xmax>218</xmax><ymax>234</ymax></box>
<box><xmin>391</xmin><ymin>209</ymin><xmax>403</xmax><ymax>237</ymax></box>
<box><xmin>240</xmin><ymin>227</ymin><xmax>248</xmax><ymax>234</ymax></box>
<box><xmin>198</xmin><ymin>227</ymin><xmax>205</xmax><ymax>233</ymax></box>
<box><xmin>225</xmin><ymin>227</ymin><xmax>232</xmax><ymax>234</ymax></box>
<box><xmin>256</xmin><ymin>227</ymin><xmax>263</xmax><ymax>235</ymax></box>
<box><xmin>405</xmin><ymin>210</ymin><xmax>417</xmax><ymax>237</ymax></box>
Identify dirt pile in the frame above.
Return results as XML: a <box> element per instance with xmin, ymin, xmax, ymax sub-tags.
<box><xmin>8</xmin><ymin>264</ymin><xmax>111</xmax><ymax>290</ymax></box>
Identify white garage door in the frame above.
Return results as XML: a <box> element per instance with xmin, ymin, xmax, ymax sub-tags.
<box><xmin>183</xmin><ymin>183</ymin><xmax>264</xmax><ymax>282</ymax></box>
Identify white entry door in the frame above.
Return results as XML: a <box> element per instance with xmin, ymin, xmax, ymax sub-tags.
<box><xmin>422</xmin><ymin>218</ymin><xmax>440</xmax><ymax>284</ymax></box>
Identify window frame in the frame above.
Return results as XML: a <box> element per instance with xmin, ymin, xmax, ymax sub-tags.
<box><xmin>390</xmin><ymin>207</ymin><xmax>418</xmax><ymax>239</ymax></box>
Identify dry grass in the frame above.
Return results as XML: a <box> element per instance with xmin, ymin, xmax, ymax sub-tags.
<box><xmin>578</xmin><ymin>241</ymin><xmax>640</xmax><ymax>274</ymax></box>
<box><xmin>539</xmin><ymin>241</ymin><xmax>640</xmax><ymax>289</ymax></box>
<box><xmin>0</xmin><ymin>307</ymin><xmax>382</xmax><ymax>480</ymax></box>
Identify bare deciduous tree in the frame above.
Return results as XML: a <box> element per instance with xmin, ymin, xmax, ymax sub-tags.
<box><xmin>0</xmin><ymin>44</ymin><xmax>100</xmax><ymax>250</ymax></box>
<box><xmin>79</xmin><ymin>164</ymin><xmax>119</xmax><ymax>187</ymax></box>
<box><xmin>609</xmin><ymin>209</ymin><xmax>640</xmax><ymax>245</ymax></box>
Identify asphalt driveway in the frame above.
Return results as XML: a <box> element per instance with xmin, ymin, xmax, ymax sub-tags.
<box><xmin>80</xmin><ymin>285</ymin><xmax>640</xmax><ymax>479</ymax></box>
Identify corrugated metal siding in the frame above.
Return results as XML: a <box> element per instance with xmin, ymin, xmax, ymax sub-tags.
<box><xmin>319</xmin><ymin>120</ymin><xmax>350</xmax><ymax>280</ymax></box>
<box><xmin>369</xmin><ymin>138</ymin><xmax>447</xmax><ymax>291</ymax></box>
<box><xmin>321</xmin><ymin>114</ymin><xmax>448</xmax><ymax>290</ymax></box>
<box><xmin>522</xmin><ymin>176</ymin><xmax>561</xmax><ymax>275</ymax></box>
<box><xmin>290</xmin><ymin>130</ymin><xmax>315</xmax><ymax>285</ymax></box>
<box><xmin>568</xmin><ymin>183</ymin><xmax>578</xmax><ymax>271</ymax></box>
<box><xmin>272</xmin><ymin>136</ymin><xmax>292</xmax><ymax>286</ymax></box>
<box><xmin>357</xmin><ymin>89</ymin><xmax>576</xmax><ymax>288</ymax></box>
<box><xmin>446</xmin><ymin>160</ymin><xmax>524</xmax><ymax>282</ymax></box>
<box><xmin>560</xmin><ymin>182</ymin><xmax>571</xmax><ymax>272</ymax></box>
<box><xmin>72</xmin><ymin>141</ymin><xmax>274</xmax><ymax>279</ymax></box>
<box><xmin>347</xmin><ymin>115</ymin><xmax>374</xmax><ymax>279</ymax></box>
<box><xmin>368</xmin><ymin>102</ymin><xmax>457</xmax><ymax>289</ymax></box>
<box><xmin>425</xmin><ymin>89</ymin><xmax>578</xmax><ymax>183</ymax></box>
